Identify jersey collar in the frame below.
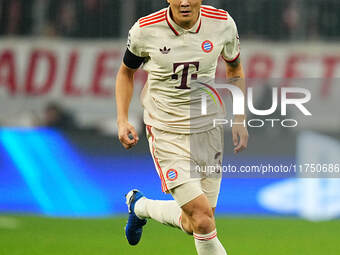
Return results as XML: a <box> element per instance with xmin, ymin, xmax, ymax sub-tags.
<box><xmin>166</xmin><ymin>6</ymin><xmax>202</xmax><ymax>36</ymax></box>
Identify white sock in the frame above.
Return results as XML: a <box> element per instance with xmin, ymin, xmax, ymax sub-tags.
<box><xmin>194</xmin><ymin>230</ymin><xmax>227</xmax><ymax>255</ymax></box>
<box><xmin>135</xmin><ymin>198</ymin><xmax>185</xmax><ymax>230</ymax></box>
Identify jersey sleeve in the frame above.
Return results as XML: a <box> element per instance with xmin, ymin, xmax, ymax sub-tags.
<box><xmin>126</xmin><ymin>21</ymin><xmax>149</xmax><ymax>58</ymax></box>
<box><xmin>221</xmin><ymin>16</ymin><xmax>240</xmax><ymax>63</ymax></box>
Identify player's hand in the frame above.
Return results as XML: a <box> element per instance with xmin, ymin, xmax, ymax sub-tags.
<box><xmin>232</xmin><ymin>122</ymin><xmax>248</xmax><ymax>154</ymax></box>
<box><xmin>117</xmin><ymin>121</ymin><xmax>139</xmax><ymax>149</ymax></box>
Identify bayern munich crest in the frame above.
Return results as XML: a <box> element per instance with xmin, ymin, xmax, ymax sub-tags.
<box><xmin>201</xmin><ymin>40</ymin><xmax>213</xmax><ymax>53</ymax></box>
<box><xmin>166</xmin><ymin>169</ymin><xmax>178</xmax><ymax>181</ymax></box>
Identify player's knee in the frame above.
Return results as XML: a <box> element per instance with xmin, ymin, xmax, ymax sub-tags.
<box><xmin>191</xmin><ymin>209</ymin><xmax>215</xmax><ymax>233</ymax></box>
<box><xmin>181</xmin><ymin>194</ymin><xmax>215</xmax><ymax>233</ymax></box>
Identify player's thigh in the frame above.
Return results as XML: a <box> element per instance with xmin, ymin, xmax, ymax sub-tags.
<box><xmin>180</xmin><ymin>193</ymin><xmax>213</xmax><ymax>218</ymax></box>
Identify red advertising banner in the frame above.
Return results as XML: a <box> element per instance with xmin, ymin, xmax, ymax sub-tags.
<box><xmin>0</xmin><ymin>40</ymin><xmax>339</xmax><ymax>131</ymax></box>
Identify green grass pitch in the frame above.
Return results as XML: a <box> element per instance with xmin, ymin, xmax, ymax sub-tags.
<box><xmin>0</xmin><ymin>215</ymin><xmax>339</xmax><ymax>255</ymax></box>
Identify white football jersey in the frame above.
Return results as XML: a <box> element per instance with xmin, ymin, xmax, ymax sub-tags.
<box><xmin>127</xmin><ymin>5</ymin><xmax>240</xmax><ymax>134</ymax></box>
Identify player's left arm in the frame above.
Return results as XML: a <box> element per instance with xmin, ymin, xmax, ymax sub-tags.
<box><xmin>225</xmin><ymin>58</ymin><xmax>249</xmax><ymax>154</ymax></box>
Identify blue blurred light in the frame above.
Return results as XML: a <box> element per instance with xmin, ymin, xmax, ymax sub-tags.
<box><xmin>0</xmin><ymin>128</ymin><xmax>110</xmax><ymax>217</ymax></box>
<box><xmin>23</xmin><ymin>130</ymin><xmax>86</xmax><ymax>215</ymax></box>
<box><xmin>3</xmin><ymin>128</ymin><xmax>320</xmax><ymax>219</ymax></box>
<box><xmin>0</xmin><ymin>129</ymin><xmax>55</xmax><ymax>214</ymax></box>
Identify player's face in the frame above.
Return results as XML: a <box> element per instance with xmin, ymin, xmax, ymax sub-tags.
<box><xmin>167</xmin><ymin>0</ymin><xmax>202</xmax><ymax>29</ymax></box>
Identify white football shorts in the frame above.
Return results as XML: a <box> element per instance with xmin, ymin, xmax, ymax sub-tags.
<box><xmin>146</xmin><ymin>125</ymin><xmax>223</xmax><ymax>207</ymax></box>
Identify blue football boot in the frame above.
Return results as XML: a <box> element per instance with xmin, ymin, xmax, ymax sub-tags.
<box><xmin>125</xmin><ymin>189</ymin><xmax>147</xmax><ymax>245</ymax></box>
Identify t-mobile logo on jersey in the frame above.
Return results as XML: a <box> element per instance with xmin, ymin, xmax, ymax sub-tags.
<box><xmin>172</xmin><ymin>62</ymin><xmax>199</xmax><ymax>89</ymax></box>
<box><xmin>200</xmin><ymin>83</ymin><xmax>312</xmax><ymax>128</ymax></box>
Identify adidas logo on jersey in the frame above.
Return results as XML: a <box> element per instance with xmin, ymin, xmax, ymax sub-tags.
<box><xmin>160</xmin><ymin>46</ymin><xmax>171</xmax><ymax>54</ymax></box>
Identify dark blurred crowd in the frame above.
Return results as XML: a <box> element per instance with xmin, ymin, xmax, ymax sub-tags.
<box><xmin>0</xmin><ymin>0</ymin><xmax>121</xmax><ymax>38</ymax></box>
<box><xmin>0</xmin><ymin>0</ymin><xmax>339</xmax><ymax>40</ymax></box>
<box><xmin>222</xmin><ymin>0</ymin><xmax>340</xmax><ymax>40</ymax></box>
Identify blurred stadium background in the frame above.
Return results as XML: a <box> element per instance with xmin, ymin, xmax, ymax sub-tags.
<box><xmin>0</xmin><ymin>0</ymin><xmax>340</xmax><ymax>254</ymax></box>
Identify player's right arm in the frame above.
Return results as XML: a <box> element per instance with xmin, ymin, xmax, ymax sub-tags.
<box><xmin>116</xmin><ymin>21</ymin><xmax>147</xmax><ymax>150</ymax></box>
<box><xmin>116</xmin><ymin>63</ymin><xmax>139</xmax><ymax>150</ymax></box>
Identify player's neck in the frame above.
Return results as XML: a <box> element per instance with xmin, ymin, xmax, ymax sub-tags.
<box><xmin>169</xmin><ymin>7</ymin><xmax>199</xmax><ymax>30</ymax></box>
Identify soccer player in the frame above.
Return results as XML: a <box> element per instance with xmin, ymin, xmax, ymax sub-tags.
<box><xmin>115</xmin><ymin>0</ymin><xmax>248</xmax><ymax>254</ymax></box>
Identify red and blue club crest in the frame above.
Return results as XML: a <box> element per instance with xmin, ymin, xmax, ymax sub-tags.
<box><xmin>201</xmin><ymin>40</ymin><xmax>213</xmax><ymax>53</ymax></box>
<box><xmin>166</xmin><ymin>169</ymin><xmax>178</xmax><ymax>181</ymax></box>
